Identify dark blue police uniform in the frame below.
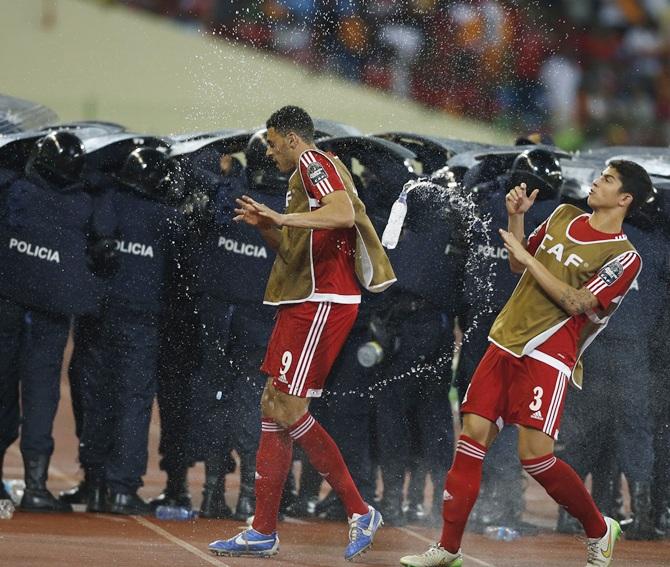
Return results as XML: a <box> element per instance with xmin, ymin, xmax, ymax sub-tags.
<box><xmin>186</xmin><ymin>162</ymin><xmax>283</xmax><ymax>519</ymax></box>
<box><xmin>70</xmin><ymin>180</ymin><xmax>185</xmax><ymax>513</ymax></box>
<box><xmin>0</xmin><ymin>169</ymin><xmax>111</xmax><ymax>512</ymax></box>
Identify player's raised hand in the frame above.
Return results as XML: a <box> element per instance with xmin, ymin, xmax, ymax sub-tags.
<box><xmin>499</xmin><ymin>228</ymin><xmax>532</xmax><ymax>267</ymax></box>
<box><xmin>234</xmin><ymin>195</ymin><xmax>283</xmax><ymax>229</ymax></box>
<box><xmin>505</xmin><ymin>183</ymin><xmax>540</xmax><ymax>215</ymax></box>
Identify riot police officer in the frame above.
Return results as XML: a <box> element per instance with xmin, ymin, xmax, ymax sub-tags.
<box><xmin>141</xmin><ymin>150</ymin><xmax>212</xmax><ymax>513</ymax></box>
<box><xmin>67</xmin><ymin>146</ymin><xmax>186</xmax><ymax>514</ymax></box>
<box><xmin>0</xmin><ymin>131</ymin><xmax>112</xmax><ymax>512</ymax></box>
<box><xmin>174</xmin><ymin>132</ymin><xmax>286</xmax><ymax>520</ymax></box>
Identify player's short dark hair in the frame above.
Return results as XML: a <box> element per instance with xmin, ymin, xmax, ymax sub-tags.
<box><xmin>608</xmin><ymin>159</ymin><xmax>653</xmax><ymax>215</ymax></box>
<box><xmin>266</xmin><ymin>106</ymin><xmax>314</xmax><ymax>143</ymax></box>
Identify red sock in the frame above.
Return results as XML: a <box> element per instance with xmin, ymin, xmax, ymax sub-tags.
<box><xmin>439</xmin><ymin>436</ymin><xmax>487</xmax><ymax>553</ymax></box>
<box><xmin>251</xmin><ymin>418</ymin><xmax>293</xmax><ymax>535</ymax></box>
<box><xmin>288</xmin><ymin>413</ymin><xmax>368</xmax><ymax>517</ymax></box>
<box><xmin>522</xmin><ymin>454</ymin><xmax>607</xmax><ymax>538</ymax></box>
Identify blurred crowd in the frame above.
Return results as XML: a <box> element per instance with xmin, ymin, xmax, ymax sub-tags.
<box><xmin>112</xmin><ymin>0</ymin><xmax>670</xmax><ymax>148</ymax></box>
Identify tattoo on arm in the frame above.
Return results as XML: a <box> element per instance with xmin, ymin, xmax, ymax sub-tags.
<box><xmin>558</xmin><ymin>287</ymin><xmax>596</xmax><ymax>315</ymax></box>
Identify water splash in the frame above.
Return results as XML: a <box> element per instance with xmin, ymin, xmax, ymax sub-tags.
<box><xmin>332</xmin><ymin>165</ymin><xmax>497</xmax><ymax>398</ymax></box>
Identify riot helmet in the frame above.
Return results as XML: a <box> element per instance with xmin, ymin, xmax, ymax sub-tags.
<box><xmin>626</xmin><ymin>184</ymin><xmax>663</xmax><ymax>230</ymax></box>
<box><xmin>245</xmin><ymin>129</ymin><xmax>289</xmax><ymax>193</ymax></box>
<box><xmin>28</xmin><ymin>131</ymin><xmax>85</xmax><ymax>186</ymax></box>
<box><xmin>119</xmin><ymin>147</ymin><xmax>170</xmax><ymax>198</ymax></box>
<box><xmin>0</xmin><ymin>136</ymin><xmax>40</xmax><ymax>172</ymax></box>
<box><xmin>509</xmin><ymin>149</ymin><xmax>563</xmax><ymax>201</ymax></box>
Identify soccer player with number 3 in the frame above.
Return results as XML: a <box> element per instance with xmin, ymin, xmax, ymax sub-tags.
<box><xmin>401</xmin><ymin>160</ymin><xmax>652</xmax><ymax>567</ymax></box>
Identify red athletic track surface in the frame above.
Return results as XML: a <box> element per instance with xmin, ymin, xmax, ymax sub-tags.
<box><xmin>2</xmin><ymin>342</ymin><xmax>669</xmax><ymax>566</ymax></box>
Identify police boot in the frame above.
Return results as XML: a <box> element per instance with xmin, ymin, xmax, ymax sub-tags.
<box><xmin>283</xmin><ymin>460</ymin><xmax>320</xmax><ymax>519</ymax></box>
<box><xmin>234</xmin><ymin>484</ymin><xmax>255</xmax><ymax>521</ymax></box>
<box><xmin>404</xmin><ymin>468</ymin><xmax>427</xmax><ymax>524</ymax></box>
<box><xmin>108</xmin><ymin>491</ymin><xmax>151</xmax><ymax>515</ymax></box>
<box><xmin>0</xmin><ymin>452</ymin><xmax>11</xmax><ymax>501</ymax></box>
<box><xmin>625</xmin><ymin>481</ymin><xmax>660</xmax><ymax>540</ymax></box>
<box><xmin>593</xmin><ymin>472</ymin><xmax>624</xmax><ymax>521</ymax></box>
<box><xmin>279</xmin><ymin>468</ymin><xmax>298</xmax><ymax>518</ymax></box>
<box><xmin>380</xmin><ymin>480</ymin><xmax>406</xmax><ymax>527</ymax></box>
<box><xmin>469</xmin><ymin>477</ymin><xmax>497</xmax><ymax>532</ymax></box>
<box><xmin>426</xmin><ymin>481</ymin><xmax>445</xmax><ymax>528</ymax></box>
<box><xmin>20</xmin><ymin>455</ymin><xmax>72</xmax><ymax>513</ymax></box>
<box><xmin>149</xmin><ymin>468</ymin><xmax>191</xmax><ymax>511</ymax></box>
<box><xmin>556</xmin><ymin>507</ymin><xmax>582</xmax><ymax>534</ymax></box>
<box><xmin>315</xmin><ymin>490</ymin><xmax>346</xmax><ymax>521</ymax></box>
<box><xmin>200</xmin><ymin>458</ymin><xmax>232</xmax><ymax>519</ymax></box>
<box><xmin>496</xmin><ymin>475</ymin><xmax>539</xmax><ymax>536</ymax></box>
<box><xmin>233</xmin><ymin>452</ymin><xmax>256</xmax><ymax>521</ymax></box>
<box><xmin>85</xmin><ymin>479</ymin><xmax>108</xmax><ymax>514</ymax></box>
<box><xmin>654</xmin><ymin>503</ymin><xmax>670</xmax><ymax>537</ymax></box>
<box><xmin>59</xmin><ymin>464</ymin><xmax>105</xmax><ymax>506</ymax></box>
<box><xmin>58</xmin><ymin>481</ymin><xmax>88</xmax><ymax>505</ymax></box>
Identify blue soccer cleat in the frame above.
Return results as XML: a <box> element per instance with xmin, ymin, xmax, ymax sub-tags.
<box><xmin>344</xmin><ymin>505</ymin><xmax>384</xmax><ymax>561</ymax></box>
<box><xmin>208</xmin><ymin>527</ymin><xmax>279</xmax><ymax>557</ymax></box>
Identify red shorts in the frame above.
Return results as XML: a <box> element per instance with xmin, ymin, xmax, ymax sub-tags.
<box><xmin>461</xmin><ymin>344</ymin><xmax>570</xmax><ymax>440</ymax></box>
<box><xmin>261</xmin><ymin>301</ymin><xmax>358</xmax><ymax>398</ymax></box>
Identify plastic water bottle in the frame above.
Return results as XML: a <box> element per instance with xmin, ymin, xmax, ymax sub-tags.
<box><xmin>382</xmin><ymin>193</ymin><xmax>408</xmax><ymax>249</ymax></box>
<box><xmin>0</xmin><ymin>499</ymin><xmax>15</xmax><ymax>520</ymax></box>
<box><xmin>4</xmin><ymin>479</ymin><xmax>25</xmax><ymax>505</ymax></box>
<box><xmin>356</xmin><ymin>341</ymin><xmax>384</xmax><ymax>368</ymax></box>
<box><xmin>484</xmin><ymin>526</ymin><xmax>520</xmax><ymax>542</ymax></box>
<box><xmin>155</xmin><ymin>505</ymin><xmax>198</xmax><ymax>521</ymax></box>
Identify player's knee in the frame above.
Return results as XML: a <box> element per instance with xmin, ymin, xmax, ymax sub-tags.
<box><xmin>518</xmin><ymin>447</ymin><xmax>554</xmax><ymax>461</ymax></box>
<box><xmin>259</xmin><ymin>389</ymin><xmax>302</xmax><ymax>428</ymax></box>
<box><xmin>461</xmin><ymin>414</ymin><xmax>497</xmax><ymax>448</ymax></box>
<box><xmin>517</xmin><ymin>431</ymin><xmax>555</xmax><ymax>460</ymax></box>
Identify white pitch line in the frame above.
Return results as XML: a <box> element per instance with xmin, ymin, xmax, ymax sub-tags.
<box><xmin>133</xmin><ymin>516</ymin><xmax>231</xmax><ymax>567</ymax></box>
<box><xmin>397</xmin><ymin>526</ymin><xmax>497</xmax><ymax>567</ymax></box>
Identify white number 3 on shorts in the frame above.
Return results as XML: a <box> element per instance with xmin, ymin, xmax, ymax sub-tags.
<box><xmin>529</xmin><ymin>386</ymin><xmax>544</xmax><ymax>412</ymax></box>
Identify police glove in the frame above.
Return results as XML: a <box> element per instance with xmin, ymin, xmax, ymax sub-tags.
<box><xmin>87</xmin><ymin>236</ymin><xmax>119</xmax><ymax>278</ymax></box>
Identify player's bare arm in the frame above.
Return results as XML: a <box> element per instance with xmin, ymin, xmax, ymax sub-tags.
<box><xmin>237</xmin><ymin>191</ymin><xmax>354</xmax><ymax>231</ymax></box>
<box><xmin>499</xmin><ymin>228</ymin><xmax>599</xmax><ymax>316</ymax></box>
<box><xmin>505</xmin><ymin>183</ymin><xmax>539</xmax><ymax>273</ymax></box>
<box><xmin>234</xmin><ymin>196</ymin><xmax>282</xmax><ymax>250</ymax></box>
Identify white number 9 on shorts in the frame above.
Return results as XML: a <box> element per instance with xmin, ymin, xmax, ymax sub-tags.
<box><xmin>280</xmin><ymin>350</ymin><xmax>293</xmax><ymax>377</ymax></box>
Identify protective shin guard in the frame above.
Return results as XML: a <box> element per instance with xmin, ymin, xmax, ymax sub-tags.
<box><xmin>522</xmin><ymin>454</ymin><xmax>607</xmax><ymax>538</ymax></box>
<box><xmin>288</xmin><ymin>413</ymin><xmax>368</xmax><ymax>517</ymax></box>
<box><xmin>439</xmin><ymin>436</ymin><xmax>487</xmax><ymax>553</ymax></box>
<box><xmin>251</xmin><ymin>419</ymin><xmax>293</xmax><ymax>535</ymax></box>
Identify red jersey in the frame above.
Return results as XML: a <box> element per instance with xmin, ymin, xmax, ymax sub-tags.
<box><xmin>525</xmin><ymin>213</ymin><xmax>641</xmax><ymax>371</ymax></box>
<box><xmin>296</xmin><ymin>149</ymin><xmax>360</xmax><ymax>304</ymax></box>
